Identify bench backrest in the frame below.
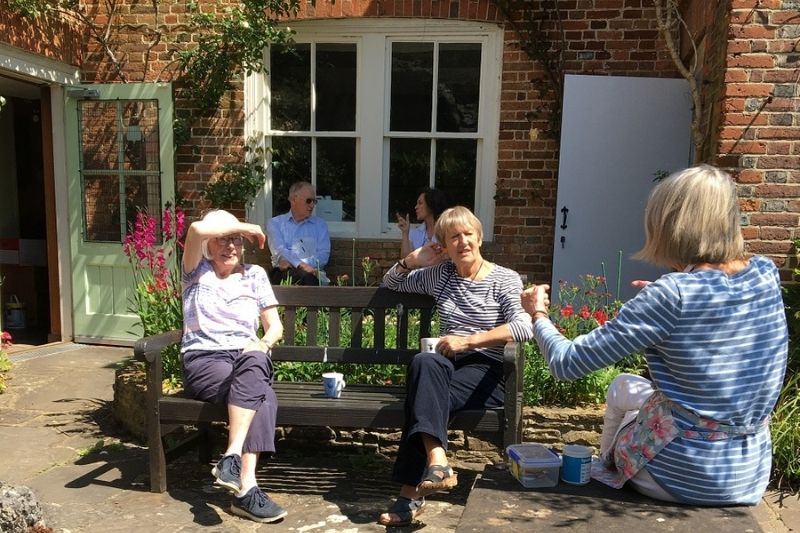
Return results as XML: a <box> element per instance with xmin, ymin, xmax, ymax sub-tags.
<box><xmin>271</xmin><ymin>286</ymin><xmax>435</xmax><ymax>366</ymax></box>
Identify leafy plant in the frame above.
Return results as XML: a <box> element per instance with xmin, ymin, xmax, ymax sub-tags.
<box><xmin>203</xmin><ymin>135</ymin><xmax>269</xmax><ymax>208</ymax></box>
<box><xmin>0</xmin><ymin>331</ymin><xmax>12</xmax><ymax>394</ymax></box>
<box><xmin>523</xmin><ymin>273</ymin><xmax>645</xmax><ymax>405</ymax></box>
<box><xmin>177</xmin><ymin>0</ymin><xmax>300</xmax><ymax>115</ymax></box>
<box><xmin>123</xmin><ymin>204</ymin><xmax>185</xmax><ymax>389</ymax></box>
<box><xmin>771</xmin><ymin>371</ymin><xmax>799</xmax><ymax>488</ymax></box>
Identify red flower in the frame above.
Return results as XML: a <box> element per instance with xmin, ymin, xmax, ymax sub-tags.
<box><xmin>1</xmin><ymin>330</ymin><xmax>12</xmax><ymax>349</ymax></box>
<box><xmin>579</xmin><ymin>305</ymin><xmax>591</xmax><ymax>320</ymax></box>
<box><xmin>560</xmin><ymin>304</ymin><xmax>574</xmax><ymax>318</ymax></box>
<box><xmin>593</xmin><ymin>309</ymin><xmax>608</xmax><ymax>326</ymax></box>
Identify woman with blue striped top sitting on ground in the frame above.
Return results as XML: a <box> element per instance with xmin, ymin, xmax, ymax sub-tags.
<box><xmin>378</xmin><ymin>205</ymin><xmax>534</xmax><ymax>526</ymax></box>
<box><xmin>522</xmin><ymin>164</ymin><xmax>788</xmax><ymax>505</ymax></box>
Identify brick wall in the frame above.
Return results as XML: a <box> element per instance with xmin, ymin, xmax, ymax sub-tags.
<box><xmin>717</xmin><ymin>0</ymin><xmax>800</xmax><ymax>280</ymax></box>
<box><xmin>32</xmin><ymin>1</ymin><xmax>800</xmax><ymax>284</ymax></box>
<box><xmin>63</xmin><ymin>0</ymin><xmax>685</xmax><ymax>282</ymax></box>
<box><xmin>0</xmin><ymin>5</ymin><xmax>82</xmax><ymax>66</ymax></box>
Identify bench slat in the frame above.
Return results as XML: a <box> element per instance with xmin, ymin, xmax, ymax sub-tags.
<box><xmin>351</xmin><ymin>310</ymin><xmax>363</xmax><ymax>347</ymax></box>
<box><xmin>272</xmin><ymin>346</ymin><xmax>417</xmax><ymax>364</ymax></box>
<box><xmin>307</xmin><ymin>308</ymin><xmax>318</xmax><ymax>345</ymax></box>
<box><xmin>284</xmin><ymin>308</ymin><xmax>296</xmax><ymax>344</ymax></box>
<box><xmin>329</xmin><ymin>310</ymin><xmax>340</xmax><ymax>346</ymax></box>
<box><xmin>158</xmin><ymin>382</ymin><xmax>503</xmax><ymax>432</ymax></box>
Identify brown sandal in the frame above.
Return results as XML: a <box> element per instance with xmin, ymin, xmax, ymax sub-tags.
<box><xmin>416</xmin><ymin>464</ymin><xmax>458</xmax><ymax>497</ymax></box>
<box><xmin>377</xmin><ymin>497</ymin><xmax>426</xmax><ymax>526</ymax></box>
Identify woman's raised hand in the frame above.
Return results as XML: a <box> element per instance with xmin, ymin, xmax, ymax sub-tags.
<box><xmin>240</xmin><ymin>223</ymin><xmax>266</xmax><ymax>249</ymax></box>
<box><xmin>408</xmin><ymin>242</ymin><xmax>447</xmax><ymax>268</ymax></box>
<box><xmin>396</xmin><ymin>212</ymin><xmax>411</xmax><ymax>235</ymax></box>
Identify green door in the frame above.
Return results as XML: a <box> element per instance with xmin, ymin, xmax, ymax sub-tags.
<box><xmin>65</xmin><ymin>83</ymin><xmax>175</xmax><ymax>344</ymax></box>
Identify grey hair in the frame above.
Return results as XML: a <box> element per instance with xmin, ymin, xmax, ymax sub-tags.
<box><xmin>634</xmin><ymin>164</ymin><xmax>744</xmax><ymax>267</ymax></box>
<box><xmin>434</xmin><ymin>206</ymin><xmax>483</xmax><ymax>245</ymax></box>
<box><xmin>288</xmin><ymin>181</ymin><xmax>314</xmax><ymax>200</ymax></box>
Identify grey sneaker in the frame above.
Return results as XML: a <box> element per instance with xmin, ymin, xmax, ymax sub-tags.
<box><xmin>231</xmin><ymin>486</ymin><xmax>288</xmax><ymax>523</ymax></box>
<box><xmin>212</xmin><ymin>454</ymin><xmax>241</xmax><ymax>493</ymax></box>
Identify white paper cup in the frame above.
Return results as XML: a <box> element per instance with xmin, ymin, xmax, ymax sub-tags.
<box><xmin>420</xmin><ymin>337</ymin><xmax>440</xmax><ymax>354</ymax></box>
<box><xmin>322</xmin><ymin>372</ymin><xmax>346</xmax><ymax>399</ymax></box>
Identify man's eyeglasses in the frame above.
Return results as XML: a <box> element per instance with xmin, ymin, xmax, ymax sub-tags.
<box><xmin>305</xmin><ymin>198</ymin><xmax>318</xmax><ymax>205</ymax></box>
<box><xmin>216</xmin><ymin>235</ymin><xmax>244</xmax><ymax>246</ymax></box>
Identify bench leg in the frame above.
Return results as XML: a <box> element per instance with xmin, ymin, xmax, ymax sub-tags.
<box><xmin>198</xmin><ymin>423</ymin><xmax>214</xmax><ymax>465</ymax></box>
<box><xmin>147</xmin><ymin>421</ymin><xmax>167</xmax><ymax>493</ymax></box>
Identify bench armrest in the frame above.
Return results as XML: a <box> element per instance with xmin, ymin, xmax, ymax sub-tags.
<box><xmin>134</xmin><ymin>329</ymin><xmax>182</xmax><ymax>364</ymax></box>
<box><xmin>502</xmin><ymin>341</ymin><xmax>525</xmax><ymax>448</ymax></box>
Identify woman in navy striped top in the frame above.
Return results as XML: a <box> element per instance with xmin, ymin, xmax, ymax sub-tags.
<box><xmin>522</xmin><ymin>165</ymin><xmax>788</xmax><ymax>505</ymax></box>
<box><xmin>378</xmin><ymin>206</ymin><xmax>534</xmax><ymax>526</ymax></box>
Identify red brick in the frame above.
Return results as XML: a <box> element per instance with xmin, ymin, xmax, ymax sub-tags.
<box><xmin>726</xmin><ymin>54</ymin><xmax>776</xmax><ymax>68</ymax></box>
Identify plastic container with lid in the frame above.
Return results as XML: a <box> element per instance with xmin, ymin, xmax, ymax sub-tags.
<box><xmin>506</xmin><ymin>443</ymin><xmax>561</xmax><ymax>488</ymax></box>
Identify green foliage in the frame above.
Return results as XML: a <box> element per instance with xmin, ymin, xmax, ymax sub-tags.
<box><xmin>771</xmin><ymin>371</ymin><xmax>800</xmax><ymax>487</ymax></box>
<box><xmin>523</xmin><ymin>273</ymin><xmax>646</xmax><ymax>406</ymax></box>
<box><xmin>203</xmin><ymin>135</ymin><xmax>269</xmax><ymax>208</ymax></box>
<box><xmin>78</xmin><ymin>439</ymin><xmax>126</xmax><ymax>458</ymax></box>
<box><xmin>774</xmin><ymin>281</ymin><xmax>800</xmax><ymax>487</ymax></box>
<box><xmin>178</xmin><ymin>0</ymin><xmax>301</xmax><ymax>114</ymax></box>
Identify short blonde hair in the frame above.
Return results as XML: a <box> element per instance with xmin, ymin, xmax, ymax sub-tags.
<box><xmin>634</xmin><ymin>165</ymin><xmax>744</xmax><ymax>267</ymax></box>
<box><xmin>435</xmin><ymin>206</ymin><xmax>483</xmax><ymax>245</ymax></box>
<box><xmin>200</xmin><ymin>209</ymin><xmax>241</xmax><ymax>260</ymax></box>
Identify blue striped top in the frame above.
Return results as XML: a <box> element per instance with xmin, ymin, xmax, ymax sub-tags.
<box><xmin>384</xmin><ymin>261</ymin><xmax>534</xmax><ymax>362</ymax></box>
<box><xmin>533</xmin><ymin>255</ymin><xmax>787</xmax><ymax>505</ymax></box>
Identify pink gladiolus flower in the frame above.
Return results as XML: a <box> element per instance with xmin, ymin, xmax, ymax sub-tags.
<box><xmin>175</xmin><ymin>207</ymin><xmax>185</xmax><ymax>238</ymax></box>
<box><xmin>162</xmin><ymin>207</ymin><xmax>173</xmax><ymax>241</ymax></box>
<box><xmin>579</xmin><ymin>305</ymin><xmax>590</xmax><ymax>320</ymax></box>
<box><xmin>560</xmin><ymin>304</ymin><xmax>574</xmax><ymax>318</ymax></box>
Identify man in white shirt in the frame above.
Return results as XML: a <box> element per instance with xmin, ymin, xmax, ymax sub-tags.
<box><xmin>266</xmin><ymin>181</ymin><xmax>331</xmax><ymax>285</ymax></box>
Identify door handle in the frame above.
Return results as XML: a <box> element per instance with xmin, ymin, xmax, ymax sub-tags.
<box><xmin>560</xmin><ymin>206</ymin><xmax>569</xmax><ymax>230</ymax></box>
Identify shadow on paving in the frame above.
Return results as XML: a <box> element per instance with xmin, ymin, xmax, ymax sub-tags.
<box><xmin>456</xmin><ymin>464</ymin><xmax>763</xmax><ymax>533</ymax></box>
<box><xmin>164</xmin><ymin>447</ymin><xmax>479</xmax><ymax>530</ymax></box>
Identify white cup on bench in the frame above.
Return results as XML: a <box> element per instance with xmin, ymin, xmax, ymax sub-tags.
<box><xmin>322</xmin><ymin>372</ymin><xmax>346</xmax><ymax>399</ymax></box>
<box><xmin>420</xmin><ymin>337</ymin><xmax>440</xmax><ymax>354</ymax></box>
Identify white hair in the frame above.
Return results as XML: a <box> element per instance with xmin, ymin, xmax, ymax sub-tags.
<box><xmin>200</xmin><ymin>209</ymin><xmax>240</xmax><ymax>260</ymax></box>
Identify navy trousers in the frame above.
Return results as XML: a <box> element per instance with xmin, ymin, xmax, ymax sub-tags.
<box><xmin>182</xmin><ymin>349</ymin><xmax>278</xmax><ymax>454</ymax></box>
<box><xmin>391</xmin><ymin>351</ymin><xmax>505</xmax><ymax>486</ymax></box>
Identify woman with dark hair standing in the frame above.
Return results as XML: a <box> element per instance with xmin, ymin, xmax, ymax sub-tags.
<box><xmin>396</xmin><ymin>187</ymin><xmax>449</xmax><ymax>257</ymax></box>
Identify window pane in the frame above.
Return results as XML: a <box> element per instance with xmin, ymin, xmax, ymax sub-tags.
<box><xmin>317</xmin><ymin>44</ymin><xmax>357</xmax><ymax>132</ymax></box>
<box><xmin>316</xmin><ymin>138</ymin><xmax>356</xmax><ymax>222</ymax></box>
<box><xmin>271</xmin><ymin>44</ymin><xmax>311</xmax><ymax>131</ymax></box>
<box><xmin>388</xmin><ymin>138</ymin><xmax>430</xmax><ymax>223</ymax></box>
<box><xmin>80</xmin><ymin>101</ymin><xmax>118</xmax><ymax>170</ymax></box>
<box><xmin>390</xmin><ymin>42</ymin><xmax>433</xmax><ymax>132</ymax></box>
<box><xmin>271</xmin><ymin>136</ymin><xmax>311</xmax><ymax>214</ymax></box>
<box><xmin>83</xmin><ymin>175</ymin><xmax>120</xmax><ymax>242</ymax></box>
<box><xmin>123</xmin><ymin>100</ymin><xmax>160</xmax><ymax>171</ymax></box>
<box><xmin>437</xmin><ymin>43</ymin><xmax>481</xmax><ymax>133</ymax></box>
<box><xmin>435</xmin><ymin>139</ymin><xmax>476</xmax><ymax>210</ymax></box>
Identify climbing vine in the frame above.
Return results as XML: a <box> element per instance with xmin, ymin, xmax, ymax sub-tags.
<box><xmin>491</xmin><ymin>0</ymin><xmax>565</xmax><ymax>139</ymax></box>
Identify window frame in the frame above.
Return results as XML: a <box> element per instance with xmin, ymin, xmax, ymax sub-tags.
<box><xmin>245</xmin><ymin>19</ymin><xmax>503</xmax><ymax>241</ymax></box>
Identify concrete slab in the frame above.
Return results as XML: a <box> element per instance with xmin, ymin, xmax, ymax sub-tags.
<box><xmin>456</xmin><ymin>464</ymin><xmax>766</xmax><ymax>533</ymax></box>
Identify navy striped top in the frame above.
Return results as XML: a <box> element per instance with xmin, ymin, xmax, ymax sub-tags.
<box><xmin>384</xmin><ymin>261</ymin><xmax>534</xmax><ymax>362</ymax></box>
<box><xmin>533</xmin><ymin>255</ymin><xmax>788</xmax><ymax>505</ymax></box>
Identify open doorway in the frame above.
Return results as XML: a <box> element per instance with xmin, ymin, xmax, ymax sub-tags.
<box><xmin>0</xmin><ymin>75</ymin><xmax>51</xmax><ymax>350</ymax></box>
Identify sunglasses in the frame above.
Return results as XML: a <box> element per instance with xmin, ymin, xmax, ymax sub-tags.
<box><xmin>304</xmin><ymin>198</ymin><xmax>318</xmax><ymax>205</ymax></box>
<box><xmin>216</xmin><ymin>235</ymin><xmax>244</xmax><ymax>246</ymax></box>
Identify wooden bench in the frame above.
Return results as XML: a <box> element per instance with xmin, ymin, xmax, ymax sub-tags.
<box><xmin>134</xmin><ymin>286</ymin><xmax>524</xmax><ymax>493</ymax></box>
